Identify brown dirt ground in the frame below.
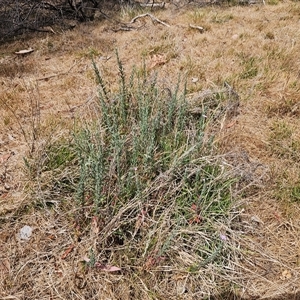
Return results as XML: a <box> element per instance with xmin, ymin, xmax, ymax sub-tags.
<box><xmin>1</xmin><ymin>1</ymin><xmax>300</xmax><ymax>299</ymax></box>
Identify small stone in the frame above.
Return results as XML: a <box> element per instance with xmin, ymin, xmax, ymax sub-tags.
<box><xmin>19</xmin><ymin>225</ymin><xmax>33</xmax><ymax>240</ymax></box>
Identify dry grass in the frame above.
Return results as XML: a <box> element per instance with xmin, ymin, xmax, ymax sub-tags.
<box><xmin>1</xmin><ymin>1</ymin><xmax>300</xmax><ymax>299</ymax></box>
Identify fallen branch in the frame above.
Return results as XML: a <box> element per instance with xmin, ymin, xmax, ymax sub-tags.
<box><xmin>129</xmin><ymin>13</ymin><xmax>170</xmax><ymax>27</ymax></box>
<box><xmin>36</xmin><ymin>60</ymin><xmax>78</xmax><ymax>81</ymax></box>
<box><xmin>15</xmin><ymin>48</ymin><xmax>34</xmax><ymax>55</ymax></box>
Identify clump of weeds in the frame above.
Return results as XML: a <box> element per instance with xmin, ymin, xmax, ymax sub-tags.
<box><xmin>28</xmin><ymin>51</ymin><xmax>241</xmax><ymax>298</ymax></box>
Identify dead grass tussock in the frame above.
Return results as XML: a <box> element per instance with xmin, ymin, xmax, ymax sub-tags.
<box><xmin>0</xmin><ymin>200</ymin><xmax>242</xmax><ymax>299</ymax></box>
<box><xmin>0</xmin><ymin>57</ymin><xmax>36</xmax><ymax>78</ymax></box>
<box><xmin>235</xmin><ymin>194</ymin><xmax>300</xmax><ymax>298</ymax></box>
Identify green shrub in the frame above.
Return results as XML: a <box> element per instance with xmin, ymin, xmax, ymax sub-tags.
<box><xmin>73</xmin><ymin>52</ymin><xmax>236</xmax><ymax>275</ymax></box>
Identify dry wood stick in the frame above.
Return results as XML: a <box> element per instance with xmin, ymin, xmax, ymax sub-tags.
<box><xmin>129</xmin><ymin>13</ymin><xmax>170</xmax><ymax>27</ymax></box>
<box><xmin>36</xmin><ymin>60</ymin><xmax>78</xmax><ymax>81</ymax></box>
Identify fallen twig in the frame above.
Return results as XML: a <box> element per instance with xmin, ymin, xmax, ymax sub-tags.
<box><xmin>15</xmin><ymin>48</ymin><xmax>34</xmax><ymax>55</ymax></box>
<box><xmin>139</xmin><ymin>2</ymin><xmax>165</xmax><ymax>8</ymax></box>
<box><xmin>61</xmin><ymin>244</ymin><xmax>75</xmax><ymax>259</ymax></box>
<box><xmin>129</xmin><ymin>13</ymin><xmax>170</xmax><ymax>27</ymax></box>
<box><xmin>189</xmin><ymin>24</ymin><xmax>204</xmax><ymax>33</ymax></box>
<box><xmin>36</xmin><ymin>60</ymin><xmax>78</xmax><ymax>81</ymax></box>
<box><xmin>111</xmin><ymin>25</ymin><xmax>139</xmax><ymax>32</ymax></box>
